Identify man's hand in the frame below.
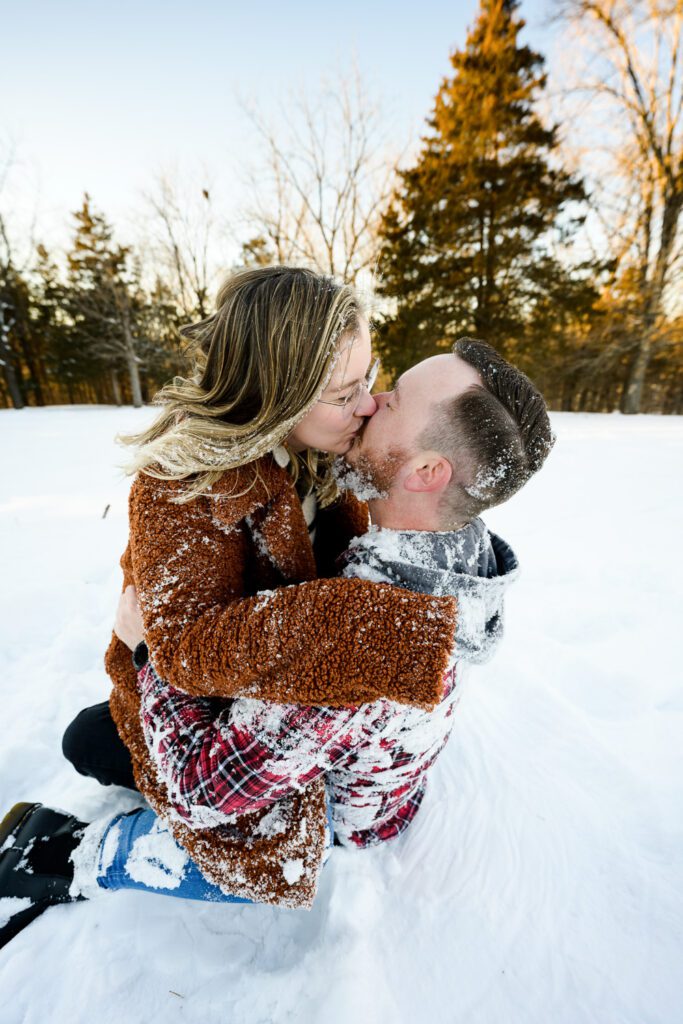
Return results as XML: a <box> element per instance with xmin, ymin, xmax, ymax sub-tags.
<box><xmin>114</xmin><ymin>584</ymin><xmax>145</xmax><ymax>652</ymax></box>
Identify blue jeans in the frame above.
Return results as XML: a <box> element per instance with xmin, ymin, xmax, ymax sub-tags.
<box><xmin>95</xmin><ymin>805</ymin><xmax>332</xmax><ymax>904</ymax></box>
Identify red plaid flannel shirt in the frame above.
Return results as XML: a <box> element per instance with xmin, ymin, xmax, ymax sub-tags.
<box><xmin>138</xmin><ymin>661</ymin><xmax>459</xmax><ymax>848</ymax></box>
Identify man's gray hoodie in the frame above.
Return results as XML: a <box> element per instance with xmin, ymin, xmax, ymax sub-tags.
<box><xmin>339</xmin><ymin>518</ymin><xmax>519</xmax><ymax>664</ymax></box>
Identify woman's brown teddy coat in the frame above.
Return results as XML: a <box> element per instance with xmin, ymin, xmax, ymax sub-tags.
<box><xmin>106</xmin><ymin>456</ymin><xmax>457</xmax><ymax>908</ymax></box>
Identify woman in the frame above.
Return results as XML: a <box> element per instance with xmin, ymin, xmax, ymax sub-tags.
<box><xmin>0</xmin><ymin>266</ymin><xmax>457</xmax><ymax>946</ymax></box>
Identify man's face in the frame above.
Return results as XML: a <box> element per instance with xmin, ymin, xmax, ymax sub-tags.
<box><xmin>345</xmin><ymin>353</ymin><xmax>483</xmax><ymax>492</ymax></box>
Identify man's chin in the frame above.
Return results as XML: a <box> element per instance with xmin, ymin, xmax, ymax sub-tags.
<box><xmin>330</xmin><ymin>454</ymin><xmax>388</xmax><ymax>502</ymax></box>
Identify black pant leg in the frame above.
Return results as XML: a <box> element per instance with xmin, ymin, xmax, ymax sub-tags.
<box><xmin>62</xmin><ymin>700</ymin><xmax>138</xmax><ymax>791</ymax></box>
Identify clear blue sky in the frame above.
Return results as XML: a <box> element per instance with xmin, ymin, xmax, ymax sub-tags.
<box><xmin>2</xmin><ymin>0</ymin><xmax>555</xmax><ymax>251</ymax></box>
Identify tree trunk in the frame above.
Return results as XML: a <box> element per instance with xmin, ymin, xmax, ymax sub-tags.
<box><xmin>624</xmin><ymin>191</ymin><xmax>683</xmax><ymax>414</ymax></box>
<box><xmin>0</xmin><ymin>332</ymin><xmax>24</xmax><ymax>410</ymax></box>
<box><xmin>621</xmin><ymin>339</ymin><xmax>654</xmax><ymax>413</ymax></box>
<box><xmin>0</xmin><ymin>354</ymin><xmax>24</xmax><ymax>408</ymax></box>
<box><xmin>110</xmin><ymin>369</ymin><xmax>123</xmax><ymax>406</ymax></box>
<box><xmin>125</xmin><ymin>350</ymin><xmax>143</xmax><ymax>407</ymax></box>
<box><xmin>0</xmin><ymin>294</ymin><xmax>25</xmax><ymax>409</ymax></box>
<box><xmin>120</xmin><ymin>305</ymin><xmax>143</xmax><ymax>408</ymax></box>
<box><xmin>15</xmin><ymin>329</ymin><xmax>46</xmax><ymax>406</ymax></box>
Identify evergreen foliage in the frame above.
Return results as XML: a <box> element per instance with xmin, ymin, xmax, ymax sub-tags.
<box><xmin>0</xmin><ymin>1</ymin><xmax>681</xmax><ymax>412</ymax></box>
<box><xmin>377</xmin><ymin>0</ymin><xmax>597</xmax><ymax>378</ymax></box>
<box><xmin>0</xmin><ymin>196</ymin><xmax>184</xmax><ymax>409</ymax></box>
<box><xmin>64</xmin><ymin>196</ymin><xmax>145</xmax><ymax>406</ymax></box>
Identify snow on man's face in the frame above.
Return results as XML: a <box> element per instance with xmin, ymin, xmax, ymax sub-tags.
<box><xmin>345</xmin><ymin>354</ymin><xmax>483</xmax><ymax>485</ymax></box>
<box><xmin>286</xmin><ymin>317</ymin><xmax>378</xmax><ymax>455</ymax></box>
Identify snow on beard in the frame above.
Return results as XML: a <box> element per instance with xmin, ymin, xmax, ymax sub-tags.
<box><xmin>332</xmin><ymin>446</ymin><xmax>408</xmax><ymax>502</ymax></box>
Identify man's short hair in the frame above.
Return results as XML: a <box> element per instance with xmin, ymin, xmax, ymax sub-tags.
<box><xmin>420</xmin><ymin>338</ymin><xmax>555</xmax><ymax>527</ymax></box>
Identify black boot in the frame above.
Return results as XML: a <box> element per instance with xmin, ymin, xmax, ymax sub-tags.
<box><xmin>0</xmin><ymin>802</ymin><xmax>87</xmax><ymax>950</ymax></box>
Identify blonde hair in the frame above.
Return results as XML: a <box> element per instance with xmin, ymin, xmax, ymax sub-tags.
<box><xmin>120</xmin><ymin>265</ymin><xmax>365</xmax><ymax>504</ymax></box>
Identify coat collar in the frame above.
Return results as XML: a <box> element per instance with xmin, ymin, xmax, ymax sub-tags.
<box><xmin>209</xmin><ymin>456</ymin><xmax>317</xmax><ymax>584</ymax></box>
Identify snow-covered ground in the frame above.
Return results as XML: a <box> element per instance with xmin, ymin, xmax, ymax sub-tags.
<box><xmin>0</xmin><ymin>407</ymin><xmax>681</xmax><ymax>1024</ymax></box>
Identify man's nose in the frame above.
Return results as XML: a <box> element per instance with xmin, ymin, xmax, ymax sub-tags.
<box><xmin>356</xmin><ymin>389</ymin><xmax>378</xmax><ymax>417</ymax></box>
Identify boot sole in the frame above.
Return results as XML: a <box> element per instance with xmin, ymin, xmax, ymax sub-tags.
<box><xmin>0</xmin><ymin>898</ymin><xmax>52</xmax><ymax>951</ymax></box>
<box><xmin>0</xmin><ymin>804</ymin><xmax>45</xmax><ymax>951</ymax></box>
<box><xmin>0</xmin><ymin>803</ymin><xmax>86</xmax><ymax>951</ymax></box>
<box><xmin>0</xmin><ymin>803</ymin><xmax>41</xmax><ymax>851</ymax></box>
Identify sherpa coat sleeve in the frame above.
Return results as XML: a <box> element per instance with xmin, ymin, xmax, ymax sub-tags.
<box><xmin>126</xmin><ymin>469</ymin><xmax>456</xmax><ymax>711</ymax></box>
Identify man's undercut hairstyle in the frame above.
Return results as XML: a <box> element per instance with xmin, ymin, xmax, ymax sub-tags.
<box><xmin>420</xmin><ymin>338</ymin><xmax>555</xmax><ymax>528</ymax></box>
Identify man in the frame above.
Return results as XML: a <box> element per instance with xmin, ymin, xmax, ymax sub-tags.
<box><xmin>0</xmin><ymin>339</ymin><xmax>554</xmax><ymax>945</ymax></box>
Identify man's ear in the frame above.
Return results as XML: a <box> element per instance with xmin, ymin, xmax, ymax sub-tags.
<box><xmin>403</xmin><ymin>453</ymin><xmax>452</xmax><ymax>494</ymax></box>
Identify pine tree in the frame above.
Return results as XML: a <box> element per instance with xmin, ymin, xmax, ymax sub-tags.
<box><xmin>65</xmin><ymin>195</ymin><xmax>144</xmax><ymax>406</ymax></box>
<box><xmin>32</xmin><ymin>244</ymin><xmax>84</xmax><ymax>403</ymax></box>
<box><xmin>0</xmin><ymin>267</ymin><xmax>29</xmax><ymax>408</ymax></box>
<box><xmin>377</xmin><ymin>0</ymin><xmax>595</xmax><ymax>377</ymax></box>
<box><xmin>0</xmin><ymin>211</ymin><xmax>27</xmax><ymax>408</ymax></box>
<box><xmin>136</xmin><ymin>276</ymin><xmax>184</xmax><ymax>401</ymax></box>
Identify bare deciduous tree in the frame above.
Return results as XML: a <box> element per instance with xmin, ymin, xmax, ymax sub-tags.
<box><xmin>143</xmin><ymin>171</ymin><xmax>218</xmax><ymax>320</ymax></box>
<box><xmin>239</xmin><ymin>70</ymin><xmax>400</xmax><ymax>286</ymax></box>
<box><xmin>557</xmin><ymin>0</ymin><xmax>683</xmax><ymax>412</ymax></box>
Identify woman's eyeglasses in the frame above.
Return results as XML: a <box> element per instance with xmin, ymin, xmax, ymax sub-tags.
<box><xmin>319</xmin><ymin>358</ymin><xmax>381</xmax><ymax>415</ymax></box>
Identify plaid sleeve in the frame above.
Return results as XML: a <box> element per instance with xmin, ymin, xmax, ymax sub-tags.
<box><xmin>137</xmin><ymin>664</ymin><xmax>360</xmax><ymax>824</ymax></box>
